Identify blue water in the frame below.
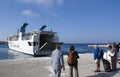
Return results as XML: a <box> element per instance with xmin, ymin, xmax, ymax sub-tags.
<box><xmin>61</xmin><ymin>43</ymin><xmax>95</xmax><ymax>55</ymax></box>
<box><xmin>0</xmin><ymin>43</ymin><xmax>33</xmax><ymax>60</ymax></box>
<box><xmin>0</xmin><ymin>43</ymin><xmax>107</xmax><ymax>60</ymax></box>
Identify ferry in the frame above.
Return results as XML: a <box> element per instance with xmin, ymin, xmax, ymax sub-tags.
<box><xmin>7</xmin><ymin>23</ymin><xmax>63</xmax><ymax>56</ymax></box>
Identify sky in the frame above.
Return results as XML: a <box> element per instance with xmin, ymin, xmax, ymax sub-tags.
<box><xmin>0</xmin><ymin>0</ymin><xmax>120</xmax><ymax>43</ymax></box>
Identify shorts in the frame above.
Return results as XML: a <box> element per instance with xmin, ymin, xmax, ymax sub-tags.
<box><xmin>95</xmin><ymin>59</ymin><xmax>101</xmax><ymax>63</ymax></box>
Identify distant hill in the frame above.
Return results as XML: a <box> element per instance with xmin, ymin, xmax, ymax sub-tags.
<box><xmin>0</xmin><ymin>41</ymin><xmax>7</xmax><ymax>44</ymax></box>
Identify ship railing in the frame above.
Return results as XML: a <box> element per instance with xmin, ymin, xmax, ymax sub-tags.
<box><xmin>39</xmin><ymin>42</ymin><xmax>48</xmax><ymax>50</ymax></box>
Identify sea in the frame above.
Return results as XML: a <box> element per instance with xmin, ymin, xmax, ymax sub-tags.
<box><xmin>0</xmin><ymin>43</ymin><xmax>119</xmax><ymax>60</ymax></box>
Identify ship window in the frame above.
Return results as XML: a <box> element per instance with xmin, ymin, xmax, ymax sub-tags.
<box><xmin>36</xmin><ymin>42</ymin><xmax>38</xmax><ymax>45</ymax></box>
<box><xmin>28</xmin><ymin>42</ymin><xmax>37</xmax><ymax>46</ymax></box>
<box><xmin>28</xmin><ymin>42</ymin><xmax>33</xmax><ymax>46</ymax></box>
<box><xmin>33</xmin><ymin>42</ymin><xmax>36</xmax><ymax>46</ymax></box>
<box><xmin>33</xmin><ymin>42</ymin><xmax>39</xmax><ymax>46</ymax></box>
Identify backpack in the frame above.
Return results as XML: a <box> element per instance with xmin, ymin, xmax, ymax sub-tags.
<box><xmin>67</xmin><ymin>51</ymin><xmax>77</xmax><ymax>66</ymax></box>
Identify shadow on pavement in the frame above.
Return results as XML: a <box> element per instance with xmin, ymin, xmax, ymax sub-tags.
<box><xmin>86</xmin><ymin>68</ymin><xmax>120</xmax><ymax>77</ymax></box>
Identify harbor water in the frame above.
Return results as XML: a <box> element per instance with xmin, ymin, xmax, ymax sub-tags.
<box><xmin>0</xmin><ymin>43</ymin><xmax>119</xmax><ymax>60</ymax></box>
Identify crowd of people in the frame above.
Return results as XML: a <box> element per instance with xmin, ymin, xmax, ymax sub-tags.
<box><xmin>93</xmin><ymin>42</ymin><xmax>120</xmax><ymax>72</ymax></box>
<box><xmin>51</xmin><ymin>44</ymin><xmax>79</xmax><ymax>77</ymax></box>
<box><xmin>51</xmin><ymin>42</ymin><xmax>120</xmax><ymax>77</ymax></box>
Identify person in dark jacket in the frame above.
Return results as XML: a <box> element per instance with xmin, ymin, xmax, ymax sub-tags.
<box><xmin>67</xmin><ymin>45</ymin><xmax>79</xmax><ymax>77</ymax></box>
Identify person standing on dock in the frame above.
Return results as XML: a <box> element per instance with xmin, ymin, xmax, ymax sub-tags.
<box><xmin>51</xmin><ymin>44</ymin><xmax>65</xmax><ymax>77</ymax></box>
<box><xmin>114</xmin><ymin>42</ymin><xmax>120</xmax><ymax>62</ymax></box>
<box><xmin>93</xmin><ymin>45</ymin><xmax>101</xmax><ymax>72</ymax></box>
<box><xmin>111</xmin><ymin>43</ymin><xmax>117</xmax><ymax>71</ymax></box>
<box><xmin>67</xmin><ymin>45</ymin><xmax>79</xmax><ymax>77</ymax></box>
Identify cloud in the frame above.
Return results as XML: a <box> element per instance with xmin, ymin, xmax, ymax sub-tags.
<box><xmin>48</xmin><ymin>12</ymin><xmax>59</xmax><ymax>17</ymax></box>
<box><xmin>19</xmin><ymin>0</ymin><xmax>64</xmax><ymax>18</ymax></box>
<box><xmin>56</xmin><ymin>0</ymin><xmax>64</xmax><ymax>5</ymax></box>
<box><xmin>18</xmin><ymin>0</ymin><xmax>64</xmax><ymax>7</ymax></box>
<box><xmin>22</xmin><ymin>9</ymin><xmax>40</xmax><ymax>17</ymax></box>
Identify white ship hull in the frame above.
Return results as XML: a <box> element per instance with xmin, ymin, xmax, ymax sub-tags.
<box><xmin>8</xmin><ymin>40</ymin><xmax>34</xmax><ymax>55</ymax></box>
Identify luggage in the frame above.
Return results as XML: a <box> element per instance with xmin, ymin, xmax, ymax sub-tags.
<box><xmin>102</xmin><ymin>59</ymin><xmax>111</xmax><ymax>72</ymax></box>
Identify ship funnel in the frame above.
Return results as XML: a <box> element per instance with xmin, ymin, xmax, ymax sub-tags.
<box><xmin>39</xmin><ymin>25</ymin><xmax>46</xmax><ymax>31</ymax></box>
<box><xmin>20</xmin><ymin>23</ymin><xmax>28</xmax><ymax>33</ymax></box>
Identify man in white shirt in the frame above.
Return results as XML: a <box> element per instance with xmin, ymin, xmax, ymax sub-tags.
<box><xmin>51</xmin><ymin>44</ymin><xmax>65</xmax><ymax>77</ymax></box>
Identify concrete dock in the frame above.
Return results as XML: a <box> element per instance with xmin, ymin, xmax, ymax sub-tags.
<box><xmin>0</xmin><ymin>53</ymin><xmax>120</xmax><ymax>77</ymax></box>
